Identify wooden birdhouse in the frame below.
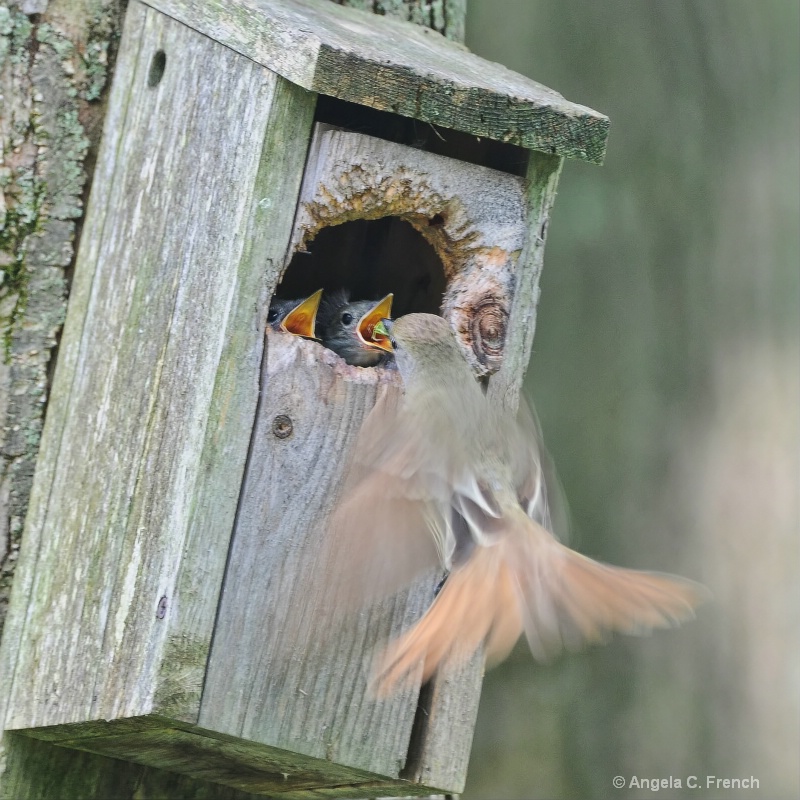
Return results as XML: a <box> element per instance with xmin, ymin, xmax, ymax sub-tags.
<box><xmin>0</xmin><ymin>0</ymin><xmax>608</xmax><ymax>796</ymax></box>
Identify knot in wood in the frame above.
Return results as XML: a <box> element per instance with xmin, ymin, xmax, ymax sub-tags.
<box><xmin>470</xmin><ymin>299</ymin><xmax>508</xmax><ymax>372</ymax></box>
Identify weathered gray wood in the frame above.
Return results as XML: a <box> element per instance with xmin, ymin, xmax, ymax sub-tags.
<box><xmin>291</xmin><ymin>124</ymin><xmax>529</xmax><ymax>377</ymax></box>
<box><xmin>2</xmin><ymin>6</ymin><xmax>569</xmax><ymax>797</ymax></box>
<box><xmin>488</xmin><ymin>150</ymin><xmax>564</xmax><ymax>409</ymax></box>
<box><xmin>1</xmin><ymin>0</ymin><xmax>315</xmax><ymax>737</ymax></box>
<box><xmin>16</xmin><ymin>716</ymin><xmax>437</xmax><ymax>797</ymax></box>
<box><xmin>141</xmin><ymin>0</ymin><xmax>609</xmax><ymax>163</ymax></box>
<box><xmin>199</xmin><ymin>335</ymin><xmax>437</xmax><ymax>782</ymax></box>
<box><xmin>0</xmin><ymin>0</ymin><xmax>149</xmax><ymax>747</ymax></box>
<box><xmin>1</xmin><ymin>0</ymin><xmax>575</xmax><ymax>797</ymax></box>
<box><xmin>404</xmin><ymin>152</ymin><xmax>565</xmax><ymax>793</ymax></box>
<box><xmin>155</xmin><ymin>49</ymin><xmax>317</xmax><ymax>723</ymax></box>
<box><xmin>0</xmin><ymin>732</ymin><xmax>268</xmax><ymax>800</ymax></box>
<box><xmin>197</xmin><ymin>126</ymin><xmax>544</xmax><ymax>795</ymax></box>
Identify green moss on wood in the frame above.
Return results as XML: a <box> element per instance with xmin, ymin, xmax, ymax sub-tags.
<box><xmin>154</xmin><ymin>636</ymin><xmax>210</xmax><ymax>719</ymax></box>
<box><xmin>0</xmin><ymin>0</ymin><xmax>106</xmax><ymax>645</ymax></box>
<box><xmin>1</xmin><ymin>6</ymin><xmax>32</xmax><ymax>67</ymax></box>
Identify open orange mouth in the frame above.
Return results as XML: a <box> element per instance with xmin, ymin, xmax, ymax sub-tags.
<box><xmin>280</xmin><ymin>289</ymin><xmax>323</xmax><ymax>339</ymax></box>
<box><xmin>357</xmin><ymin>294</ymin><xmax>394</xmax><ymax>353</ymax></box>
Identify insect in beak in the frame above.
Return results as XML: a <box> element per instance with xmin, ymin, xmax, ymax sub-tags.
<box><xmin>357</xmin><ymin>294</ymin><xmax>394</xmax><ymax>352</ymax></box>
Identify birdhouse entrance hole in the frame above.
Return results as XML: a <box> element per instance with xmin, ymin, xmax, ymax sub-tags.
<box><xmin>281</xmin><ymin>124</ymin><xmax>531</xmax><ymax>376</ymax></box>
<box><xmin>277</xmin><ymin>217</ymin><xmax>446</xmax><ymax>320</ymax></box>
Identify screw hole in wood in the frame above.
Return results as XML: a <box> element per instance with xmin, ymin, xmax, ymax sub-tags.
<box><xmin>272</xmin><ymin>415</ymin><xmax>293</xmax><ymax>439</ymax></box>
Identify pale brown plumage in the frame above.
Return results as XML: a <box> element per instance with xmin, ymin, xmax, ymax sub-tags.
<box><xmin>327</xmin><ymin>313</ymin><xmax>709</xmax><ymax>696</ymax></box>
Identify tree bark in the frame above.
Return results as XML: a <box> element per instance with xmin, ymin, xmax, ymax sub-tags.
<box><xmin>332</xmin><ymin>0</ymin><xmax>465</xmax><ymax>42</ymax></box>
<box><xmin>0</xmin><ymin>0</ymin><xmax>125</xmax><ymax>637</ymax></box>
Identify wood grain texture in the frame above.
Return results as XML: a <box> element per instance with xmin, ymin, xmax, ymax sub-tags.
<box><xmin>1</xmin><ymin>732</ymin><xmax>268</xmax><ymax>800</ymax></box>
<box><xmin>2</xmin><ymin>11</ymin><xmax>565</xmax><ymax>798</ymax></box>
<box><xmin>487</xmin><ymin>150</ymin><xmax>564</xmax><ymax>410</ymax></box>
<box><xmin>0</xmin><ymin>0</ymin><xmax>125</xmax><ymax>640</ymax></box>
<box><xmin>0</xmin><ymin>0</ymin><xmax>152</xmax><ymax>747</ymax></box>
<box><xmin>16</xmin><ymin>717</ymin><xmax>438</xmax><ymax>798</ymax></box>
<box><xmin>1</xmin><ymin>0</ymin><xmax>315</xmax><ymax>736</ymax></box>
<box><xmin>291</xmin><ymin>124</ymin><xmax>529</xmax><ymax>377</ymax></box>
<box><xmin>141</xmin><ymin>0</ymin><xmax>609</xmax><ymax>163</ymax></box>
<box><xmin>191</xmin><ymin>126</ymin><xmax>558</xmax><ymax>795</ymax></box>
<box><xmin>199</xmin><ymin>334</ymin><xmax>441</xmax><ymax>785</ymax></box>
<box><xmin>403</xmin><ymin>153</ymin><xmax>565</xmax><ymax>793</ymax></box>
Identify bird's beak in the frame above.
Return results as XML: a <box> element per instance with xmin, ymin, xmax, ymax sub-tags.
<box><xmin>280</xmin><ymin>288</ymin><xmax>322</xmax><ymax>339</ymax></box>
<box><xmin>357</xmin><ymin>294</ymin><xmax>394</xmax><ymax>352</ymax></box>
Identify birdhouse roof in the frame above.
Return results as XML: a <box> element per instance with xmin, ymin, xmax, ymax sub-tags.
<box><xmin>146</xmin><ymin>0</ymin><xmax>609</xmax><ymax>164</ymax></box>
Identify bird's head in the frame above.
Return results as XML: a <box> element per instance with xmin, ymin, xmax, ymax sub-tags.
<box><xmin>374</xmin><ymin>313</ymin><xmax>467</xmax><ymax>384</ymax></box>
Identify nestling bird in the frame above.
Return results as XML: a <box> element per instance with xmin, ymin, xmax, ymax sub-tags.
<box><xmin>267</xmin><ymin>289</ymin><xmax>323</xmax><ymax>338</ymax></box>
<box><xmin>326</xmin><ymin>313</ymin><xmax>709</xmax><ymax>695</ymax></box>
<box><xmin>317</xmin><ymin>289</ymin><xmax>394</xmax><ymax>366</ymax></box>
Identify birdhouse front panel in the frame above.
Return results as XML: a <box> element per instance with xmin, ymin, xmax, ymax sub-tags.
<box><xmin>194</xmin><ymin>124</ymin><xmax>544</xmax><ymax>792</ymax></box>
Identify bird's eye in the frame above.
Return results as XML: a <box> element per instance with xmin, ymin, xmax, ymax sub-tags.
<box><xmin>267</xmin><ymin>308</ymin><xmax>279</xmax><ymax>323</ymax></box>
<box><xmin>341</xmin><ymin>312</ymin><xmax>353</xmax><ymax>326</ymax></box>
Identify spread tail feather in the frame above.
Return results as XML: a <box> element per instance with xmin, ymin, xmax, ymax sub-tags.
<box><xmin>371</xmin><ymin>512</ymin><xmax>709</xmax><ymax>696</ymax></box>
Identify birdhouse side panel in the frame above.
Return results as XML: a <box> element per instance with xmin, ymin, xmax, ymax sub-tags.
<box><xmin>487</xmin><ymin>150</ymin><xmax>563</xmax><ymax>410</ymax></box>
<box><xmin>2</xmin><ymin>2</ymin><xmax>315</xmax><ymax>733</ymax></box>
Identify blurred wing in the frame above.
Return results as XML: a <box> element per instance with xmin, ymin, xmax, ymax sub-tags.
<box><xmin>322</xmin><ymin>386</ymin><xmax>454</xmax><ymax>610</ymax></box>
<box><xmin>511</xmin><ymin>397</ymin><xmax>571</xmax><ymax>541</ymax></box>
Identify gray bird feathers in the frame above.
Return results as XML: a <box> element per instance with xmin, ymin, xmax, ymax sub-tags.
<box><xmin>317</xmin><ymin>289</ymin><xmax>394</xmax><ymax>366</ymax></box>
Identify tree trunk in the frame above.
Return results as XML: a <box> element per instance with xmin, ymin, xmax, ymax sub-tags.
<box><xmin>0</xmin><ymin>0</ymin><xmax>125</xmax><ymax>639</ymax></box>
<box><xmin>333</xmin><ymin>0</ymin><xmax>465</xmax><ymax>42</ymax></box>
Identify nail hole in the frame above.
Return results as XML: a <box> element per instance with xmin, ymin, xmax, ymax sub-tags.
<box><xmin>156</xmin><ymin>595</ymin><xmax>168</xmax><ymax>619</ymax></box>
<box><xmin>428</xmin><ymin>214</ymin><xmax>445</xmax><ymax>227</ymax></box>
<box><xmin>148</xmin><ymin>50</ymin><xmax>166</xmax><ymax>88</ymax></box>
<box><xmin>272</xmin><ymin>414</ymin><xmax>293</xmax><ymax>439</ymax></box>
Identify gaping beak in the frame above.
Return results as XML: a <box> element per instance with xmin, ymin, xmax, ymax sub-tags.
<box><xmin>357</xmin><ymin>294</ymin><xmax>394</xmax><ymax>353</ymax></box>
<box><xmin>280</xmin><ymin>288</ymin><xmax>323</xmax><ymax>339</ymax></box>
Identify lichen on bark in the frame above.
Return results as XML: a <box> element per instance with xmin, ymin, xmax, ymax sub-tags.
<box><xmin>0</xmin><ymin>0</ymin><xmax>122</xmax><ymax>637</ymax></box>
<box><xmin>332</xmin><ymin>0</ymin><xmax>466</xmax><ymax>42</ymax></box>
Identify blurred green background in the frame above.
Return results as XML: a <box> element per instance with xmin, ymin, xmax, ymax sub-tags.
<box><xmin>463</xmin><ymin>2</ymin><xmax>799</xmax><ymax>799</ymax></box>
